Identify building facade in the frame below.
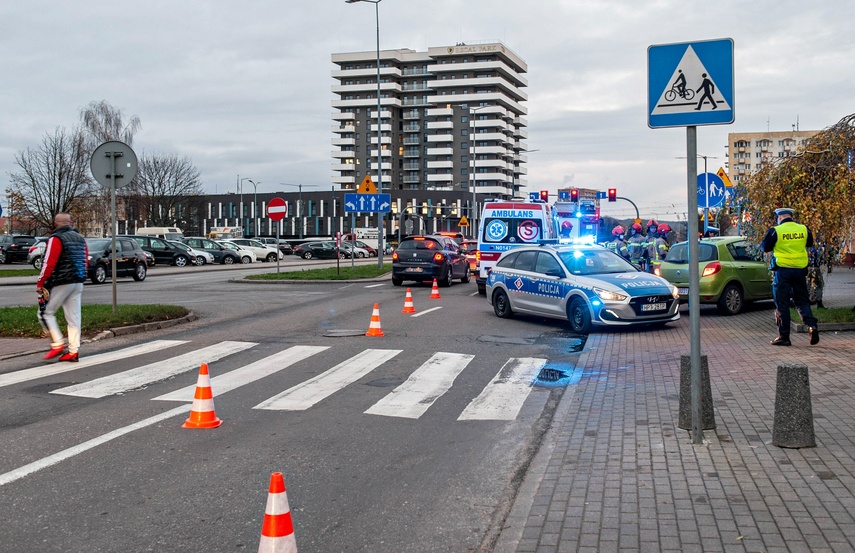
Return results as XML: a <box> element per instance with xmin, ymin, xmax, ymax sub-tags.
<box><xmin>726</xmin><ymin>130</ymin><xmax>819</xmax><ymax>184</ymax></box>
<box><xmin>331</xmin><ymin>41</ymin><xmax>529</xmax><ymax>200</ymax></box>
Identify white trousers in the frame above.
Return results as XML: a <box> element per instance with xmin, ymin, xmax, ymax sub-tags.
<box><xmin>41</xmin><ymin>282</ymin><xmax>83</xmax><ymax>353</ymax></box>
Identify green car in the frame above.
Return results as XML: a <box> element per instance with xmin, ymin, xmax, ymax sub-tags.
<box><xmin>657</xmin><ymin>236</ymin><xmax>773</xmax><ymax>315</ymax></box>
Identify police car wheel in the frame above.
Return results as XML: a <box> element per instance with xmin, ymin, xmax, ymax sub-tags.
<box><xmin>567</xmin><ymin>298</ymin><xmax>591</xmax><ymax>334</ymax></box>
<box><xmin>717</xmin><ymin>283</ymin><xmax>743</xmax><ymax>316</ymax></box>
<box><xmin>493</xmin><ymin>289</ymin><xmax>514</xmax><ymax>319</ymax></box>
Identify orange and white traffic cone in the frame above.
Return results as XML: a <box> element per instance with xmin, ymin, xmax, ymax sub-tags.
<box><xmin>402</xmin><ymin>288</ymin><xmax>416</xmax><ymax>314</ymax></box>
<box><xmin>365</xmin><ymin>303</ymin><xmax>384</xmax><ymax>337</ymax></box>
<box><xmin>258</xmin><ymin>472</ymin><xmax>298</xmax><ymax>553</ymax></box>
<box><xmin>429</xmin><ymin>278</ymin><xmax>442</xmax><ymax>299</ymax></box>
<box><xmin>182</xmin><ymin>363</ymin><xmax>223</xmax><ymax>428</ymax></box>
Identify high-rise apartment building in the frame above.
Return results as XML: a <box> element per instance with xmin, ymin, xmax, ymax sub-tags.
<box><xmin>331</xmin><ymin>42</ymin><xmax>528</xmax><ymax>199</ymax></box>
<box><xmin>726</xmin><ymin>130</ymin><xmax>818</xmax><ymax>184</ymax></box>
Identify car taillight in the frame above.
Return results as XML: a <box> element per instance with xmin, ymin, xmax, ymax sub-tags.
<box><xmin>28</xmin><ymin>245</ymin><xmax>38</xmax><ymax>253</ymax></box>
<box><xmin>392</xmin><ymin>251</ymin><xmax>399</xmax><ymax>261</ymax></box>
<box><xmin>702</xmin><ymin>262</ymin><xmax>722</xmax><ymax>277</ymax></box>
<box><xmin>475</xmin><ymin>251</ymin><xmax>480</xmax><ymax>262</ymax></box>
<box><xmin>654</xmin><ymin>266</ymin><xmax>660</xmax><ymax>276</ymax></box>
<box><xmin>433</xmin><ymin>253</ymin><xmax>443</xmax><ymax>263</ymax></box>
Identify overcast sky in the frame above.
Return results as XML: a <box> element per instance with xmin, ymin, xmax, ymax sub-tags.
<box><xmin>2</xmin><ymin>1</ymin><xmax>852</xmax><ymax>220</ymax></box>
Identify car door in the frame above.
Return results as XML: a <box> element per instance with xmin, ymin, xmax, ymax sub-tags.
<box><xmin>147</xmin><ymin>237</ymin><xmax>174</xmax><ymax>265</ymax></box>
<box><xmin>527</xmin><ymin>251</ymin><xmax>568</xmax><ymax>317</ymax></box>
<box><xmin>506</xmin><ymin>250</ymin><xmax>538</xmax><ymax>313</ymax></box>
<box><xmin>116</xmin><ymin>239</ymin><xmax>136</xmax><ymax>274</ymax></box>
<box><xmin>727</xmin><ymin>240</ymin><xmax>772</xmax><ymax>299</ymax></box>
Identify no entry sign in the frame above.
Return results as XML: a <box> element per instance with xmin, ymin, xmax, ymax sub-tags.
<box><xmin>267</xmin><ymin>197</ymin><xmax>287</xmax><ymax>221</ymax></box>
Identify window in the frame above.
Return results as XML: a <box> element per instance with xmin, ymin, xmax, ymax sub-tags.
<box><xmin>461</xmin><ymin>155</ymin><xmax>468</xmax><ymax>162</ymax></box>
<box><xmin>535</xmin><ymin>253</ymin><xmax>562</xmax><ymax>275</ymax></box>
<box><xmin>461</xmin><ymin>129</ymin><xmax>469</xmax><ymax>136</ymax></box>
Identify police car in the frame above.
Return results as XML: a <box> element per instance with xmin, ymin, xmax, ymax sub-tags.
<box><xmin>486</xmin><ymin>243</ymin><xmax>680</xmax><ymax>333</ymax></box>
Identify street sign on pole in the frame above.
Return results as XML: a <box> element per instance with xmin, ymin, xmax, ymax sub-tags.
<box><xmin>697</xmin><ymin>173</ymin><xmax>726</xmax><ymax>208</ymax></box>
<box><xmin>344</xmin><ymin>193</ymin><xmax>391</xmax><ymax>213</ymax></box>
<box><xmin>648</xmin><ymin>38</ymin><xmax>734</xmax><ymax>128</ymax></box>
<box><xmin>267</xmin><ymin>197</ymin><xmax>287</xmax><ymax>221</ymax></box>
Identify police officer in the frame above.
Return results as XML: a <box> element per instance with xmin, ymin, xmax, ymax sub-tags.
<box><xmin>761</xmin><ymin>207</ymin><xmax>819</xmax><ymax>346</ymax></box>
<box><xmin>627</xmin><ymin>222</ymin><xmax>645</xmax><ymax>267</ymax></box>
<box><xmin>643</xmin><ymin>219</ymin><xmax>659</xmax><ymax>273</ymax></box>
<box><xmin>36</xmin><ymin>213</ymin><xmax>88</xmax><ymax>361</ymax></box>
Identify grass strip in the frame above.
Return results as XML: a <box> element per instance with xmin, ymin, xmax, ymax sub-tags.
<box><xmin>246</xmin><ymin>263</ymin><xmax>392</xmax><ymax>281</ymax></box>
<box><xmin>0</xmin><ymin>304</ymin><xmax>190</xmax><ymax>338</ymax></box>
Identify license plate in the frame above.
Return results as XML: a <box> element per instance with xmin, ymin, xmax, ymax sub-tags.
<box><xmin>677</xmin><ymin>287</ymin><xmax>688</xmax><ymax>295</ymax></box>
<box><xmin>642</xmin><ymin>302</ymin><xmax>667</xmax><ymax>311</ymax></box>
<box><xmin>405</xmin><ymin>267</ymin><xmax>423</xmax><ymax>273</ymax></box>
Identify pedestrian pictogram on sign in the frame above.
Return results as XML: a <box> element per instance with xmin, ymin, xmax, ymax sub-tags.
<box><xmin>458</xmin><ymin>216</ymin><xmax>469</xmax><ymax>227</ymax></box>
<box><xmin>358</xmin><ymin>174</ymin><xmax>378</xmax><ymax>194</ymax></box>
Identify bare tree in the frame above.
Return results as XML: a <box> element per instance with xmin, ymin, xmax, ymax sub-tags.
<box><xmin>9</xmin><ymin>127</ymin><xmax>94</xmax><ymax>232</ymax></box>
<box><xmin>130</xmin><ymin>152</ymin><xmax>204</xmax><ymax>227</ymax></box>
<box><xmin>79</xmin><ymin>100</ymin><xmax>142</xmax><ymax>150</ymax></box>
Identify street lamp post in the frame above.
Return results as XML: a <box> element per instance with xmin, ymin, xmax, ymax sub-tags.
<box><xmin>346</xmin><ymin>0</ymin><xmax>384</xmax><ymax>267</ymax></box>
<box><xmin>247</xmin><ymin>179</ymin><xmax>261</xmax><ymax>236</ymax></box>
<box><xmin>469</xmin><ymin>105</ymin><xmax>490</xmax><ymax>239</ymax></box>
<box><xmin>280</xmin><ymin>183</ymin><xmax>318</xmax><ymax>240</ymax></box>
<box><xmin>239</xmin><ymin>177</ymin><xmax>253</xmax><ymax>233</ymax></box>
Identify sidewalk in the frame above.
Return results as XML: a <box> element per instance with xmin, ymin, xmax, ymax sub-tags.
<box><xmin>495</xmin><ymin>270</ymin><xmax>855</xmax><ymax>552</ymax></box>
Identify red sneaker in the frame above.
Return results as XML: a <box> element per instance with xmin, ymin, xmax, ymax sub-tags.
<box><xmin>59</xmin><ymin>352</ymin><xmax>79</xmax><ymax>362</ymax></box>
<box><xmin>43</xmin><ymin>346</ymin><xmax>65</xmax><ymax>360</ymax></box>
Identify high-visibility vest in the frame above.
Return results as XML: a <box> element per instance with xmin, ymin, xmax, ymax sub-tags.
<box><xmin>773</xmin><ymin>220</ymin><xmax>809</xmax><ymax>268</ymax></box>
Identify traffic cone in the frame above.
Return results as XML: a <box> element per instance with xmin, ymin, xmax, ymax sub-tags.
<box><xmin>258</xmin><ymin>472</ymin><xmax>298</xmax><ymax>553</ymax></box>
<box><xmin>365</xmin><ymin>303</ymin><xmax>384</xmax><ymax>337</ymax></box>
<box><xmin>402</xmin><ymin>288</ymin><xmax>416</xmax><ymax>314</ymax></box>
<box><xmin>429</xmin><ymin>278</ymin><xmax>442</xmax><ymax>299</ymax></box>
<box><xmin>182</xmin><ymin>363</ymin><xmax>223</xmax><ymax>428</ymax></box>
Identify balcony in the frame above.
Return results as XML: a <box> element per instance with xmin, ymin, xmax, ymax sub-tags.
<box><xmin>332</xmin><ymin>137</ymin><xmax>356</xmax><ymax>146</ymax></box>
<box><xmin>426</xmin><ymin>134</ymin><xmax>453</xmax><ymax>143</ymax></box>
<box><xmin>427</xmin><ymin>160</ymin><xmax>453</xmax><ymax>169</ymax></box>
<box><xmin>426</xmin><ymin>107</ymin><xmax>454</xmax><ymax>117</ymax></box>
<box><xmin>426</xmin><ymin>121</ymin><xmax>453</xmax><ymax>130</ymax></box>
<box><xmin>332</xmin><ymin>150</ymin><xmax>355</xmax><ymax>159</ymax></box>
<box><xmin>426</xmin><ymin>147</ymin><xmax>453</xmax><ymax>156</ymax></box>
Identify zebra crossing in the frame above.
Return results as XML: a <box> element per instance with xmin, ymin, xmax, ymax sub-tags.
<box><xmin>15</xmin><ymin>341</ymin><xmax>554</xmax><ymax>422</ymax></box>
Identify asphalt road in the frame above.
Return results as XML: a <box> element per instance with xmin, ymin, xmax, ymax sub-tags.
<box><xmin>0</xmin><ymin>260</ymin><xmax>582</xmax><ymax>552</ymax></box>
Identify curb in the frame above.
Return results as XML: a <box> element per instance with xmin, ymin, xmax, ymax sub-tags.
<box><xmin>0</xmin><ymin>312</ymin><xmax>197</xmax><ymax>362</ymax></box>
<box><xmin>229</xmin><ymin>273</ymin><xmax>392</xmax><ymax>284</ymax></box>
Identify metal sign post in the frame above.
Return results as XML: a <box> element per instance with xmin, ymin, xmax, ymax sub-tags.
<box><xmin>267</xmin><ymin>197</ymin><xmax>287</xmax><ymax>276</ymax></box>
<box><xmin>90</xmin><ymin>141</ymin><xmax>137</xmax><ymax>313</ymax></box>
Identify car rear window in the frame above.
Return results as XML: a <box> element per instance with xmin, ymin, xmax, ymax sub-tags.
<box><xmin>665</xmin><ymin>243</ymin><xmax>718</xmax><ymax>263</ymax></box>
<box><xmin>398</xmin><ymin>238</ymin><xmax>441</xmax><ymax>250</ymax></box>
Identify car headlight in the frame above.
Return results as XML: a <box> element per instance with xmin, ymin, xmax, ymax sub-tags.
<box><xmin>593</xmin><ymin>287</ymin><xmax>627</xmax><ymax>302</ymax></box>
<box><xmin>670</xmin><ymin>285</ymin><xmax>680</xmax><ymax>299</ymax></box>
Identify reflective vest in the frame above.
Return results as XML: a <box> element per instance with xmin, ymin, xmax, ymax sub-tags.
<box><xmin>773</xmin><ymin>220</ymin><xmax>809</xmax><ymax>268</ymax></box>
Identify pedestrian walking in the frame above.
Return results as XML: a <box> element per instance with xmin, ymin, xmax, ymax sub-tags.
<box><xmin>761</xmin><ymin>207</ymin><xmax>819</xmax><ymax>346</ymax></box>
<box><xmin>36</xmin><ymin>213</ymin><xmax>88</xmax><ymax>362</ymax></box>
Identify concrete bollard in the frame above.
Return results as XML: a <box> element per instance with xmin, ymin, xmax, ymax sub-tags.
<box><xmin>772</xmin><ymin>363</ymin><xmax>816</xmax><ymax>448</ymax></box>
<box><xmin>678</xmin><ymin>354</ymin><xmax>716</xmax><ymax>430</ymax></box>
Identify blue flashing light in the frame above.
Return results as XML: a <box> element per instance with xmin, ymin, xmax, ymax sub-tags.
<box><xmin>591</xmin><ymin>299</ymin><xmax>602</xmax><ymax>306</ymax></box>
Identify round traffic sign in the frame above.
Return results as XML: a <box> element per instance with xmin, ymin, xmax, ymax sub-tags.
<box><xmin>90</xmin><ymin>141</ymin><xmax>138</xmax><ymax>189</ymax></box>
<box><xmin>267</xmin><ymin>197</ymin><xmax>287</xmax><ymax>221</ymax></box>
<box><xmin>696</xmin><ymin>172</ymin><xmax>726</xmax><ymax>208</ymax></box>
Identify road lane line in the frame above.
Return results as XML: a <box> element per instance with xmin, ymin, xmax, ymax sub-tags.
<box><xmin>0</xmin><ymin>405</ymin><xmax>191</xmax><ymax>487</ymax></box>
<box><xmin>254</xmin><ymin>348</ymin><xmax>401</xmax><ymax>411</ymax></box>
<box><xmin>50</xmin><ymin>341</ymin><xmax>256</xmax><ymax>398</ymax></box>
<box><xmin>153</xmin><ymin>345</ymin><xmax>330</xmax><ymax>401</ymax></box>
<box><xmin>411</xmin><ymin>306</ymin><xmax>442</xmax><ymax>318</ymax></box>
<box><xmin>457</xmin><ymin>358</ymin><xmax>546</xmax><ymax>421</ymax></box>
<box><xmin>364</xmin><ymin>283</ymin><xmax>385</xmax><ymax>288</ymax></box>
<box><xmin>0</xmin><ymin>341</ymin><xmax>189</xmax><ymax>389</ymax></box>
<box><xmin>365</xmin><ymin>352</ymin><xmax>474</xmax><ymax>419</ymax></box>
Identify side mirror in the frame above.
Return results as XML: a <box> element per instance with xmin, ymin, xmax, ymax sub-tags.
<box><xmin>544</xmin><ymin>268</ymin><xmax>564</xmax><ymax>278</ymax></box>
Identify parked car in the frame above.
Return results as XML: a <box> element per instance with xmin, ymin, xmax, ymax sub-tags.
<box><xmin>342</xmin><ymin>239</ymin><xmax>377</xmax><ymax>257</ymax></box>
<box><xmin>293</xmin><ymin>241</ymin><xmax>344</xmax><ymax>260</ymax></box>
<box><xmin>331</xmin><ymin>241</ymin><xmax>370</xmax><ymax>258</ymax></box>
<box><xmin>85</xmin><ymin>237</ymin><xmax>148</xmax><ymax>284</ymax></box>
<box><xmin>123</xmin><ymin>235</ymin><xmax>194</xmax><ymax>267</ymax></box>
<box><xmin>27</xmin><ymin>237</ymin><xmax>49</xmax><ymax>270</ymax></box>
<box><xmin>0</xmin><ymin>234</ymin><xmax>37</xmax><ymax>264</ymax></box>
<box><xmin>254</xmin><ymin>236</ymin><xmax>293</xmax><ymax>256</ymax></box>
<box><xmin>486</xmin><ymin>243</ymin><xmax>680</xmax><ymax>334</ymax></box>
<box><xmin>229</xmin><ymin>238</ymin><xmax>283</xmax><ymax>262</ymax></box>
<box><xmin>391</xmin><ymin>235</ymin><xmax>470</xmax><ymax>287</ymax></box>
<box><xmin>216</xmin><ymin>240</ymin><xmax>257</xmax><ymax>264</ymax></box>
<box><xmin>656</xmin><ymin>236</ymin><xmax>773</xmax><ymax>315</ymax></box>
<box><xmin>182</xmin><ymin>237</ymin><xmax>242</xmax><ymax>264</ymax></box>
<box><xmin>462</xmin><ymin>239</ymin><xmax>478</xmax><ymax>273</ymax></box>
<box><xmin>168</xmin><ymin>240</ymin><xmax>213</xmax><ymax>265</ymax></box>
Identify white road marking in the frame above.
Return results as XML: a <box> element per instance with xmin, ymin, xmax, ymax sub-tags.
<box><xmin>411</xmin><ymin>306</ymin><xmax>442</xmax><ymax>317</ymax></box>
<box><xmin>469</xmin><ymin>291</ymin><xmax>480</xmax><ymax>296</ymax></box>
<box><xmin>254</xmin><ymin>348</ymin><xmax>401</xmax><ymax>410</ymax></box>
<box><xmin>365</xmin><ymin>352</ymin><xmax>474</xmax><ymax>419</ymax></box>
<box><xmin>0</xmin><ymin>405</ymin><xmax>191</xmax><ymax>487</ymax></box>
<box><xmin>458</xmin><ymin>358</ymin><xmax>545</xmax><ymax>421</ymax></box>
<box><xmin>50</xmin><ymin>341</ymin><xmax>256</xmax><ymax>398</ymax></box>
<box><xmin>364</xmin><ymin>283</ymin><xmax>386</xmax><ymax>288</ymax></box>
<box><xmin>153</xmin><ymin>345</ymin><xmax>329</xmax><ymax>401</ymax></box>
<box><xmin>0</xmin><ymin>341</ymin><xmax>189</xmax><ymax>389</ymax></box>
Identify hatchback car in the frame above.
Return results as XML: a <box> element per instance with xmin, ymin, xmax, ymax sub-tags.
<box><xmin>486</xmin><ymin>244</ymin><xmax>680</xmax><ymax>333</ymax></box>
<box><xmin>168</xmin><ymin>240</ymin><xmax>213</xmax><ymax>265</ymax></box>
<box><xmin>391</xmin><ymin>235</ymin><xmax>470</xmax><ymax>287</ymax></box>
<box><xmin>229</xmin><ymin>238</ymin><xmax>282</xmax><ymax>262</ymax></box>
<box><xmin>27</xmin><ymin>237</ymin><xmax>49</xmax><ymax>269</ymax></box>
<box><xmin>215</xmin><ymin>240</ymin><xmax>257</xmax><ymax>263</ymax></box>
<box><xmin>462</xmin><ymin>239</ymin><xmax>478</xmax><ymax>272</ymax></box>
<box><xmin>0</xmin><ymin>234</ymin><xmax>37</xmax><ymax>264</ymax></box>
<box><xmin>124</xmin><ymin>235</ymin><xmax>194</xmax><ymax>267</ymax></box>
<box><xmin>254</xmin><ymin>236</ymin><xmax>293</xmax><ymax>256</ymax></box>
<box><xmin>657</xmin><ymin>236</ymin><xmax>773</xmax><ymax>315</ymax></box>
<box><xmin>182</xmin><ymin>237</ymin><xmax>242</xmax><ymax>264</ymax></box>
<box><xmin>294</xmin><ymin>241</ymin><xmax>344</xmax><ymax>260</ymax></box>
<box><xmin>86</xmin><ymin>237</ymin><xmax>148</xmax><ymax>284</ymax></box>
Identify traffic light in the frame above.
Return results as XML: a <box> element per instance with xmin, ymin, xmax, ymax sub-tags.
<box><xmin>570</xmin><ymin>189</ymin><xmax>579</xmax><ymax>202</ymax></box>
<box><xmin>539</xmin><ymin>190</ymin><xmax>549</xmax><ymax>202</ymax></box>
<box><xmin>607</xmin><ymin>188</ymin><xmax>617</xmax><ymax>202</ymax></box>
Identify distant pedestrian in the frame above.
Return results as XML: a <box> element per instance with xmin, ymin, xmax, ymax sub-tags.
<box><xmin>761</xmin><ymin>207</ymin><xmax>818</xmax><ymax>346</ymax></box>
<box><xmin>36</xmin><ymin>213</ymin><xmax>88</xmax><ymax>362</ymax></box>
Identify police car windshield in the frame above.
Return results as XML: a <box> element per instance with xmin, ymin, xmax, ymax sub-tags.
<box><xmin>557</xmin><ymin>248</ymin><xmax>638</xmax><ymax>275</ymax></box>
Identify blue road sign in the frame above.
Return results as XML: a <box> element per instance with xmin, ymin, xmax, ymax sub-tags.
<box><xmin>697</xmin><ymin>173</ymin><xmax>726</xmax><ymax>208</ymax></box>
<box><xmin>648</xmin><ymin>38</ymin><xmax>734</xmax><ymax>128</ymax></box>
<box><xmin>558</xmin><ymin>191</ymin><xmax>570</xmax><ymax>200</ymax></box>
<box><xmin>344</xmin><ymin>193</ymin><xmax>391</xmax><ymax>213</ymax></box>
<box><xmin>0</xmin><ymin>205</ymin><xmax>3</xmax><ymax>218</ymax></box>
<box><xmin>596</xmin><ymin>191</ymin><xmax>607</xmax><ymax>200</ymax></box>
<box><xmin>529</xmin><ymin>192</ymin><xmax>539</xmax><ymax>201</ymax></box>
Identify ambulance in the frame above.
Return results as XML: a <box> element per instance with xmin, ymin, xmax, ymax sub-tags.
<box><xmin>475</xmin><ymin>200</ymin><xmax>558</xmax><ymax>295</ymax></box>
